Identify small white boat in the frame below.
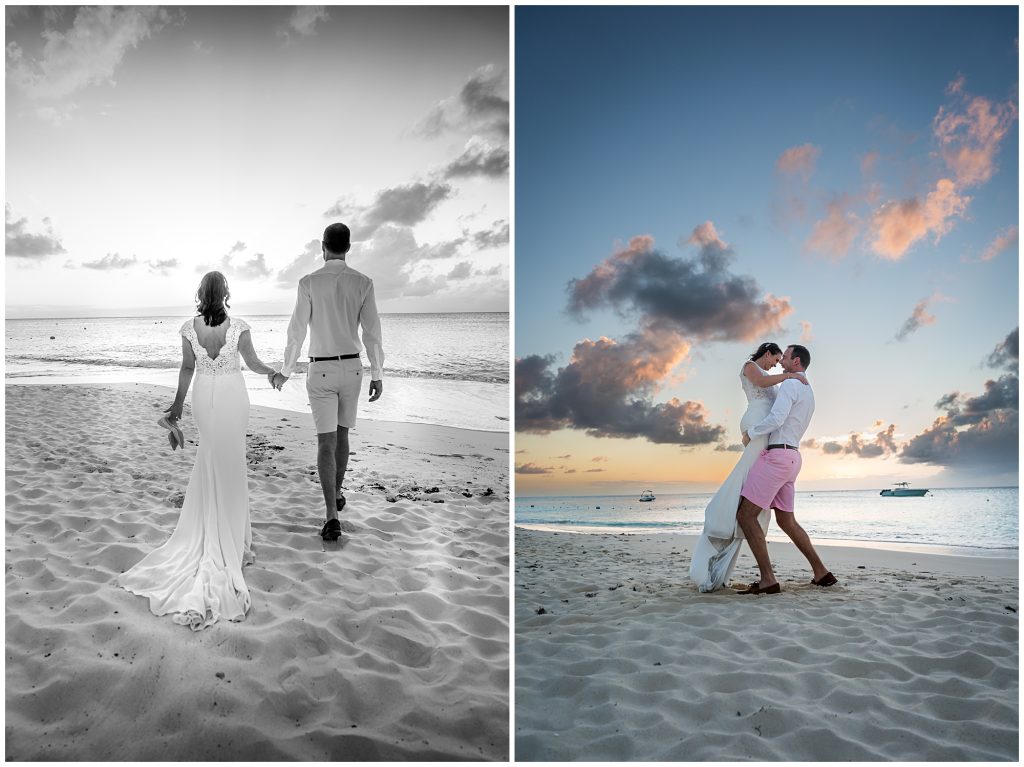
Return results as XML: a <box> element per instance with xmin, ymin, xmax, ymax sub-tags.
<box><xmin>639</xmin><ymin>490</ymin><xmax>655</xmax><ymax>502</ymax></box>
<box><xmin>880</xmin><ymin>482</ymin><xmax>929</xmax><ymax>497</ymax></box>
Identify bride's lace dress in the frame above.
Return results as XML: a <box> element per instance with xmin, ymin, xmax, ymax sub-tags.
<box><xmin>688</xmin><ymin>363</ymin><xmax>774</xmax><ymax>592</ymax></box>
<box><xmin>118</xmin><ymin>317</ymin><xmax>254</xmax><ymax>630</ymax></box>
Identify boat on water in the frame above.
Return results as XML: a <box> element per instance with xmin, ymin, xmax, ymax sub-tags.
<box><xmin>880</xmin><ymin>482</ymin><xmax>929</xmax><ymax>497</ymax></box>
<box><xmin>638</xmin><ymin>490</ymin><xmax>656</xmax><ymax>502</ymax></box>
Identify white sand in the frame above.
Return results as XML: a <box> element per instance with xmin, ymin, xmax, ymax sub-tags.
<box><xmin>515</xmin><ymin>528</ymin><xmax>1018</xmax><ymax>761</ymax></box>
<box><xmin>5</xmin><ymin>383</ymin><xmax>509</xmax><ymax>760</ymax></box>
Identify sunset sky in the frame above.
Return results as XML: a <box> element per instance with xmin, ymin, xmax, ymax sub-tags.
<box><xmin>515</xmin><ymin>6</ymin><xmax>1018</xmax><ymax>493</ymax></box>
<box><xmin>6</xmin><ymin>6</ymin><xmax>508</xmax><ymax>317</ymax></box>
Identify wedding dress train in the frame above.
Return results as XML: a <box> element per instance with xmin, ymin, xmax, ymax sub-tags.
<box><xmin>689</xmin><ymin>364</ymin><xmax>774</xmax><ymax>592</ymax></box>
<box><xmin>118</xmin><ymin>317</ymin><xmax>254</xmax><ymax>630</ymax></box>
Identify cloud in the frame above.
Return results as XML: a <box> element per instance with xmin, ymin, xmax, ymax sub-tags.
<box><xmin>276</xmin><ymin>239</ymin><xmax>322</xmax><ymax>287</ymax></box>
<box><xmin>340</xmin><ymin>224</ymin><xmax>461</xmax><ymax>300</ymax></box>
<box><xmin>585</xmin><ymin>468</ymin><xmax>606</xmax><ymax>473</ymax></box>
<box><xmin>860</xmin><ymin>150</ymin><xmax>880</xmax><ymax>176</ymax></box>
<box><xmin>325</xmin><ymin>181</ymin><xmax>453</xmax><ymax>238</ymax></box>
<box><xmin>933</xmin><ymin>77</ymin><xmax>1018</xmax><ymax>187</ymax></box>
<box><xmin>799</xmin><ymin>321</ymin><xmax>813</xmax><ymax>343</ymax></box>
<box><xmin>869</xmin><ymin>179</ymin><xmax>970</xmax><ymax>260</ymax></box>
<box><xmin>81</xmin><ymin>252</ymin><xmax>137</xmax><ymax>270</ymax></box>
<box><xmin>986</xmin><ymin>327</ymin><xmax>1018</xmax><ymax>372</ymax></box>
<box><xmin>6</xmin><ymin>6</ymin><xmax>179</xmax><ymax>101</ymax></box>
<box><xmin>471</xmin><ymin>220</ymin><xmax>509</xmax><ymax>250</ymax></box>
<box><xmin>5</xmin><ymin>205</ymin><xmax>66</xmax><ymax>259</ymax></box>
<box><xmin>568</xmin><ymin>226</ymin><xmax>793</xmax><ymax>343</ymax></box>
<box><xmin>35</xmin><ymin>104</ymin><xmax>78</xmax><ymax>126</ymax></box>
<box><xmin>592</xmin><ymin>456</ymin><xmax>608</xmax><ymax>462</ymax></box>
<box><xmin>515</xmin><ymin>462</ymin><xmax>553</xmax><ymax>475</ymax></box>
<box><xmin>979</xmin><ymin>225</ymin><xmax>1018</xmax><ymax>263</ymax></box>
<box><xmin>232</xmin><ymin>253</ymin><xmax>271</xmax><ymax>280</ymax></box>
<box><xmin>716</xmin><ymin>443</ymin><xmax>744</xmax><ymax>452</ymax></box>
<box><xmin>443</xmin><ymin>138</ymin><xmax>509</xmax><ymax>179</ymax></box>
<box><xmin>447</xmin><ymin>261</ymin><xmax>473</xmax><ymax>280</ymax></box>
<box><xmin>283</xmin><ymin>6</ymin><xmax>328</xmax><ymax>37</ymax></box>
<box><xmin>893</xmin><ymin>296</ymin><xmax>937</xmax><ymax>342</ymax></box>
<box><xmin>147</xmin><ymin>258</ymin><xmax>178</xmax><ymax>275</ymax></box>
<box><xmin>804</xmin><ymin>196</ymin><xmax>861</xmax><ymax>260</ymax></box>
<box><xmin>415</xmin><ymin>64</ymin><xmax>509</xmax><ymax>139</ymax></box>
<box><xmin>516</xmin><ymin>326</ymin><xmax>726</xmax><ymax>446</ymax></box>
<box><xmin>776</xmin><ymin>143</ymin><xmax>821</xmax><ymax>179</ymax></box>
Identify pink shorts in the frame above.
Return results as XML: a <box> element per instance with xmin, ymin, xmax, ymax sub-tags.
<box><xmin>741</xmin><ymin>448</ymin><xmax>802</xmax><ymax>513</ymax></box>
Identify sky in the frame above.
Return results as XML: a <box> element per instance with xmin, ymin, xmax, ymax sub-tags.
<box><xmin>6</xmin><ymin>5</ymin><xmax>509</xmax><ymax>317</ymax></box>
<box><xmin>514</xmin><ymin>6</ymin><xmax>1019</xmax><ymax>494</ymax></box>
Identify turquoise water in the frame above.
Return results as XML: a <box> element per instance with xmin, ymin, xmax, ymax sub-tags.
<box><xmin>516</xmin><ymin>486</ymin><xmax>1019</xmax><ymax>553</ymax></box>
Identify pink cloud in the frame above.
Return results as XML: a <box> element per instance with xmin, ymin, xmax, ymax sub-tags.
<box><xmin>776</xmin><ymin>143</ymin><xmax>821</xmax><ymax>179</ymax></box>
<box><xmin>979</xmin><ymin>225</ymin><xmax>1018</xmax><ymax>263</ymax></box>
<box><xmin>859</xmin><ymin>150</ymin><xmax>880</xmax><ymax>176</ymax></box>
<box><xmin>804</xmin><ymin>196</ymin><xmax>861</xmax><ymax>260</ymax></box>
<box><xmin>933</xmin><ymin>79</ymin><xmax>1018</xmax><ymax>187</ymax></box>
<box><xmin>869</xmin><ymin>178</ymin><xmax>970</xmax><ymax>260</ymax></box>
<box><xmin>686</xmin><ymin>221</ymin><xmax>727</xmax><ymax>250</ymax></box>
<box><xmin>799</xmin><ymin>321</ymin><xmax>813</xmax><ymax>343</ymax></box>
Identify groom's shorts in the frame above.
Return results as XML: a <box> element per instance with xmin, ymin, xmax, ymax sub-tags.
<box><xmin>741</xmin><ymin>448</ymin><xmax>802</xmax><ymax>513</ymax></box>
<box><xmin>306</xmin><ymin>358</ymin><xmax>363</xmax><ymax>432</ymax></box>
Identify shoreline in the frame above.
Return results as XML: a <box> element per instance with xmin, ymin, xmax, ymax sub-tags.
<box><xmin>5</xmin><ymin>373</ymin><xmax>510</xmax><ymax>433</ymax></box>
<box><xmin>515</xmin><ymin>527</ymin><xmax>1018</xmax><ymax>761</ymax></box>
<box><xmin>6</xmin><ymin>383</ymin><xmax>510</xmax><ymax>760</ymax></box>
<box><xmin>515</xmin><ymin>524</ymin><xmax>1019</xmax><ymax>559</ymax></box>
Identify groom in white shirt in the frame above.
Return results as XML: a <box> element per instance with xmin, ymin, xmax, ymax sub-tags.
<box><xmin>736</xmin><ymin>344</ymin><xmax>836</xmax><ymax>595</ymax></box>
<box><xmin>272</xmin><ymin>223</ymin><xmax>385</xmax><ymax>542</ymax></box>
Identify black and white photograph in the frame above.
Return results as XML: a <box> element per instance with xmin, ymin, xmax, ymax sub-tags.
<box><xmin>6</xmin><ymin>5</ymin><xmax>509</xmax><ymax>760</ymax></box>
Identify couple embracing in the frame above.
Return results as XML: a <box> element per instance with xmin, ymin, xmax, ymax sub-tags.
<box><xmin>118</xmin><ymin>223</ymin><xmax>384</xmax><ymax>630</ymax></box>
<box><xmin>689</xmin><ymin>343</ymin><xmax>837</xmax><ymax>595</ymax></box>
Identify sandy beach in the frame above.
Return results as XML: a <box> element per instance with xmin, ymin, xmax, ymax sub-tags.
<box><xmin>5</xmin><ymin>383</ymin><xmax>509</xmax><ymax>760</ymax></box>
<box><xmin>515</xmin><ymin>528</ymin><xmax>1018</xmax><ymax>761</ymax></box>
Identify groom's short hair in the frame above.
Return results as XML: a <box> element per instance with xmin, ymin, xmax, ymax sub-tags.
<box><xmin>787</xmin><ymin>344</ymin><xmax>811</xmax><ymax>369</ymax></box>
<box><xmin>322</xmin><ymin>223</ymin><xmax>351</xmax><ymax>254</ymax></box>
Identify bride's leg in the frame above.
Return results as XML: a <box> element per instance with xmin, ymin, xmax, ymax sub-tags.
<box><xmin>737</xmin><ymin>496</ymin><xmax>777</xmax><ymax>587</ymax></box>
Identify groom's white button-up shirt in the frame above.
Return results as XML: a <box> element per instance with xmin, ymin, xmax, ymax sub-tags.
<box><xmin>748</xmin><ymin>376</ymin><xmax>815</xmax><ymax>446</ymax></box>
<box><xmin>281</xmin><ymin>258</ymin><xmax>384</xmax><ymax>380</ymax></box>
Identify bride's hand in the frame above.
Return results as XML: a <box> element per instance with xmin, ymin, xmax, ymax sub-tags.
<box><xmin>164</xmin><ymin>402</ymin><xmax>183</xmax><ymax>421</ymax></box>
<box><xmin>786</xmin><ymin>372</ymin><xmax>809</xmax><ymax>385</ymax></box>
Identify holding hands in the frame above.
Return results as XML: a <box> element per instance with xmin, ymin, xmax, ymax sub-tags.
<box><xmin>267</xmin><ymin>371</ymin><xmax>289</xmax><ymax>391</ymax></box>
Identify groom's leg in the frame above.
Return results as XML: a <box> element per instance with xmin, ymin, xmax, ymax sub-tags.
<box><xmin>737</xmin><ymin>496</ymin><xmax>777</xmax><ymax>586</ymax></box>
<box><xmin>775</xmin><ymin>511</ymin><xmax>828</xmax><ymax>581</ymax></box>
<box><xmin>335</xmin><ymin>426</ymin><xmax>350</xmax><ymax>500</ymax></box>
<box><xmin>317</xmin><ymin>431</ymin><xmax>338</xmax><ymax>521</ymax></box>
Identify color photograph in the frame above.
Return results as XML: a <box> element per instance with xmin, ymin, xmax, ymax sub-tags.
<box><xmin>514</xmin><ymin>6</ymin><xmax>1017</xmax><ymax>761</ymax></box>
<box><xmin>6</xmin><ymin>5</ymin><xmax>509</xmax><ymax>760</ymax></box>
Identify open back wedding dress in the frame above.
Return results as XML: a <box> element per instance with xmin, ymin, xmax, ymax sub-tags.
<box><xmin>688</xmin><ymin>362</ymin><xmax>773</xmax><ymax>592</ymax></box>
<box><xmin>118</xmin><ymin>317</ymin><xmax>254</xmax><ymax>630</ymax></box>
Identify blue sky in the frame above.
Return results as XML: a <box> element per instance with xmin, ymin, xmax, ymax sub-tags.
<box><xmin>515</xmin><ymin>6</ymin><xmax>1018</xmax><ymax>493</ymax></box>
<box><xmin>6</xmin><ymin>6</ymin><xmax>508</xmax><ymax>317</ymax></box>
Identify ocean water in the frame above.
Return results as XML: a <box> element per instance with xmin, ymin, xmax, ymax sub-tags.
<box><xmin>516</xmin><ymin>486</ymin><xmax>1019</xmax><ymax>555</ymax></box>
<box><xmin>5</xmin><ymin>313</ymin><xmax>509</xmax><ymax>432</ymax></box>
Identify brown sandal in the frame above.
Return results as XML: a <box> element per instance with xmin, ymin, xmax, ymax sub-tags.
<box><xmin>811</xmin><ymin>572</ymin><xmax>838</xmax><ymax>587</ymax></box>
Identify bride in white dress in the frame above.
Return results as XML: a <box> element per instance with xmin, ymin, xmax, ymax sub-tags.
<box><xmin>689</xmin><ymin>343</ymin><xmax>808</xmax><ymax>592</ymax></box>
<box><xmin>119</xmin><ymin>271</ymin><xmax>279</xmax><ymax>630</ymax></box>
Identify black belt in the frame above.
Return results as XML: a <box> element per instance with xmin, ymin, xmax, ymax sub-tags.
<box><xmin>309</xmin><ymin>354</ymin><xmax>360</xmax><ymax>362</ymax></box>
<box><xmin>767</xmin><ymin>443</ymin><xmax>799</xmax><ymax>451</ymax></box>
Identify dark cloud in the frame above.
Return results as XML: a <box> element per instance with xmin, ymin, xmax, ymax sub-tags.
<box><xmin>715</xmin><ymin>443</ymin><xmax>744</xmax><ymax>452</ymax></box>
<box><xmin>515</xmin><ymin>327</ymin><xmax>725</xmax><ymax>446</ymax></box>
<box><xmin>986</xmin><ymin>327</ymin><xmax>1018</xmax><ymax>371</ymax></box>
<box><xmin>444</xmin><ymin>141</ymin><xmax>509</xmax><ymax>179</ymax></box>
<box><xmin>81</xmin><ymin>252</ymin><xmax>137</xmax><ymax>270</ymax></box>
<box><xmin>585</xmin><ymin>468</ymin><xmax>606</xmax><ymax>473</ymax></box>
<box><xmin>899</xmin><ymin>333</ymin><xmax>1018</xmax><ymax>473</ymax></box>
<box><xmin>6</xmin><ymin>205</ymin><xmax>66</xmax><ymax>259</ymax></box>
<box><xmin>515</xmin><ymin>462</ymin><xmax>553</xmax><ymax>475</ymax></box>
<box><xmin>325</xmin><ymin>181</ymin><xmax>453</xmax><ymax>238</ymax></box>
<box><xmin>447</xmin><ymin>261</ymin><xmax>472</xmax><ymax>280</ymax></box>
<box><xmin>276</xmin><ymin>239</ymin><xmax>321</xmax><ymax>286</ymax></box>
<box><xmin>416</xmin><ymin>64</ymin><xmax>509</xmax><ymax>139</ymax></box>
<box><xmin>894</xmin><ymin>296</ymin><xmax>938</xmax><ymax>342</ymax></box>
<box><xmin>567</xmin><ymin>225</ymin><xmax>792</xmax><ymax>343</ymax></box>
<box><xmin>804</xmin><ymin>424</ymin><xmax>900</xmax><ymax>459</ymax></box>
<box><xmin>472</xmin><ymin>220</ymin><xmax>509</xmax><ymax>250</ymax></box>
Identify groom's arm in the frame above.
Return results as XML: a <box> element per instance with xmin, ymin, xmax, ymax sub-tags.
<box><xmin>745</xmin><ymin>379</ymin><xmax>798</xmax><ymax>441</ymax></box>
<box><xmin>359</xmin><ymin>280</ymin><xmax>384</xmax><ymax>382</ymax></box>
<box><xmin>281</xmin><ymin>280</ymin><xmax>311</xmax><ymax>377</ymax></box>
